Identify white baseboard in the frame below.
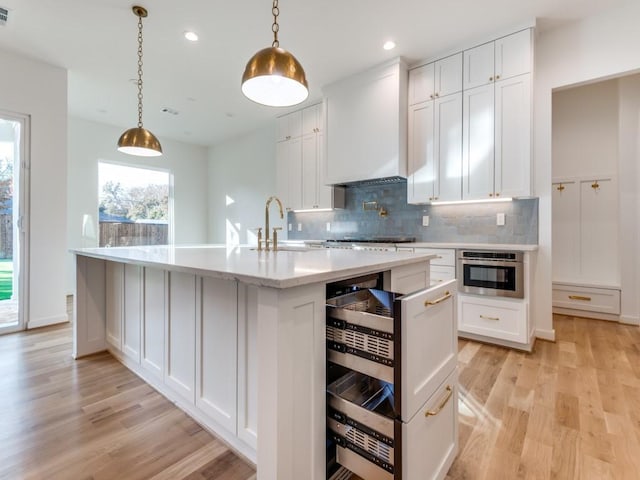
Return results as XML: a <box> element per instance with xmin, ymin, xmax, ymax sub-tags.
<box><xmin>27</xmin><ymin>313</ymin><xmax>69</xmax><ymax>329</ymax></box>
<box><xmin>620</xmin><ymin>315</ymin><xmax>640</xmax><ymax>326</ymax></box>
<box><xmin>535</xmin><ymin>328</ymin><xmax>556</xmax><ymax>342</ymax></box>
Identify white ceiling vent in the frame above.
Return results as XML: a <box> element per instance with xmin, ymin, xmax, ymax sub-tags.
<box><xmin>0</xmin><ymin>7</ymin><xmax>8</xmax><ymax>26</ymax></box>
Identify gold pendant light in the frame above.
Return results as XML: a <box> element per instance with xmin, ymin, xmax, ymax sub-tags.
<box><xmin>117</xmin><ymin>6</ymin><xmax>163</xmax><ymax>157</ymax></box>
<box><xmin>241</xmin><ymin>0</ymin><xmax>308</xmax><ymax>107</ymax></box>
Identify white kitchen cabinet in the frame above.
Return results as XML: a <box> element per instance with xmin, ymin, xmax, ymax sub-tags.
<box><xmin>463</xmin><ymin>29</ymin><xmax>531</xmax><ymax>90</ymax></box>
<box><xmin>324</xmin><ymin>58</ymin><xmax>407</xmax><ymax>184</ymax></box>
<box><xmin>277</xmin><ymin>104</ymin><xmax>341</xmax><ymax>210</ymax></box>
<box><xmin>276</xmin><ymin>110</ymin><xmax>302</xmax><ymax>142</ymax></box>
<box><xmin>383</xmin><ymin>261</ymin><xmax>430</xmax><ymax>294</ymax></box>
<box><xmin>458</xmin><ymin>294</ymin><xmax>529</xmax><ymax>344</ymax></box>
<box><xmin>141</xmin><ymin>267</ymin><xmax>165</xmax><ymax>380</ymax></box>
<box><xmin>552</xmin><ymin>283</ymin><xmax>621</xmax><ymax>316</ymax></box>
<box><xmin>462</xmin><ymin>73</ymin><xmax>531</xmax><ymax>200</ymax></box>
<box><xmin>402</xmin><ymin>370</ymin><xmax>458</xmax><ymax>480</ymax></box>
<box><xmin>409</xmin><ymin>53</ymin><xmax>462</xmax><ymax>105</ymax></box>
<box><xmin>276</xmin><ymin>136</ymin><xmax>303</xmax><ymax>211</ymax></box>
<box><xmin>105</xmin><ymin>261</ymin><xmax>123</xmax><ymax>350</ymax></box>
<box><xmin>407</xmin><ymin>92</ymin><xmax>462</xmax><ymax>203</ymax></box>
<box><xmin>197</xmin><ymin>277</ymin><xmax>238</xmax><ymax>434</ymax></box>
<box><xmin>165</xmin><ymin>271</ymin><xmax>197</xmax><ymax>403</ymax></box>
<box><xmin>122</xmin><ymin>264</ymin><xmax>142</xmax><ymax>363</ymax></box>
<box><xmin>413</xmin><ymin>248</ymin><xmax>456</xmax><ymax>286</ymax></box>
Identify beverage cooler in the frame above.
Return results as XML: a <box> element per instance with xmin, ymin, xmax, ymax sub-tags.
<box><xmin>325</xmin><ymin>273</ymin><xmax>459</xmax><ymax>480</ymax></box>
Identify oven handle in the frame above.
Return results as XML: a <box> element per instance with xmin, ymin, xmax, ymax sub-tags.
<box><xmin>458</xmin><ymin>258</ymin><xmax>522</xmax><ymax>267</ymax></box>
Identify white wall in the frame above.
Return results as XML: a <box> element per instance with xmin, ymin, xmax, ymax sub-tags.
<box><xmin>534</xmin><ymin>2</ymin><xmax>640</xmax><ymax>339</ymax></box>
<box><xmin>67</xmin><ymin>117</ymin><xmax>209</xmax><ymax>293</ymax></box>
<box><xmin>208</xmin><ymin>125</ymin><xmax>276</xmax><ymax>244</ymax></box>
<box><xmin>618</xmin><ymin>75</ymin><xmax>640</xmax><ymax>324</ymax></box>
<box><xmin>0</xmin><ymin>48</ymin><xmax>68</xmax><ymax>329</ymax></box>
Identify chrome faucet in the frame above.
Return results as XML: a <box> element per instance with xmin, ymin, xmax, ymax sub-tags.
<box><xmin>264</xmin><ymin>196</ymin><xmax>284</xmax><ymax>251</ymax></box>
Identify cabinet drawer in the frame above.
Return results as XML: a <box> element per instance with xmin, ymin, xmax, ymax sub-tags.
<box><xmin>458</xmin><ymin>294</ymin><xmax>528</xmax><ymax>343</ymax></box>
<box><xmin>552</xmin><ymin>283</ymin><xmax>620</xmax><ymax>315</ymax></box>
<box><xmin>414</xmin><ymin>248</ymin><xmax>456</xmax><ymax>266</ymax></box>
<box><xmin>430</xmin><ymin>266</ymin><xmax>456</xmax><ymax>286</ymax></box>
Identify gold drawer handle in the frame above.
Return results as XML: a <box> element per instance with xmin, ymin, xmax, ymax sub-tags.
<box><xmin>425</xmin><ymin>385</ymin><xmax>453</xmax><ymax>417</ymax></box>
<box><xmin>480</xmin><ymin>314</ymin><xmax>500</xmax><ymax>321</ymax></box>
<box><xmin>569</xmin><ymin>295</ymin><xmax>591</xmax><ymax>301</ymax></box>
<box><xmin>425</xmin><ymin>291</ymin><xmax>451</xmax><ymax>307</ymax></box>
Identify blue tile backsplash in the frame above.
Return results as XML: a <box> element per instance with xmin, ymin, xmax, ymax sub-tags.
<box><xmin>288</xmin><ymin>180</ymin><xmax>538</xmax><ymax>244</ymax></box>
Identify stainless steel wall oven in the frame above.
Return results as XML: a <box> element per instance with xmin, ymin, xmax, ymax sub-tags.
<box><xmin>457</xmin><ymin>250</ymin><xmax>524</xmax><ymax>298</ymax></box>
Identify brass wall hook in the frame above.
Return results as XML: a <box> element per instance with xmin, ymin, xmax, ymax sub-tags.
<box><xmin>591</xmin><ymin>181</ymin><xmax>600</xmax><ymax>191</ymax></box>
<box><xmin>556</xmin><ymin>183</ymin><xmax>565</xmax><ymax>192</ymax></box>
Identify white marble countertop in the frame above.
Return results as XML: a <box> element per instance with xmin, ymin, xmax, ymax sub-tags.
<box><xmin>72</xmin><ymin>245</ymin><xmax>436</xmax><ymax>289</ymax></box>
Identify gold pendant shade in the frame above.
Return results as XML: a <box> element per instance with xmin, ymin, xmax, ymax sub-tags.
<box><xmin>241</xmin><ymin>0</ymin><xmax>309</xmax><ymax>107</ymax></box>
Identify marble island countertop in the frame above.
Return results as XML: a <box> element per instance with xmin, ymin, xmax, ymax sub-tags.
<box><xmin>72</xmin><ymin>244</ymin><xmax>437</xmax><ymax>289</ymax></box>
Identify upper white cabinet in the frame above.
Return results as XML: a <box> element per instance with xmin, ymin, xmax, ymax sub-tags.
<box><xmin>408</xmin><ymin>92</ymin><xmax>462</xmax><ymax>203</ymax></box>
<box><xmin>462</xmin><ymin>29</ymin><xmax>532</xmax><ymax>200</ymax></box>
<box><xmin>276</xmin><ymin>103</ymin><xmax>340</xmax><ymax>210</ymax></box>
<box><xmin>463</xmin><ymin>29</ymin><xmax>532</xmax><ymax>90</ymax></box>
<box><xmin>409</xmin><ymin>53</ymin><xmax>463</xmax><ymax>105</ymax></box>
<box><xmin>324</xmin><ymin>58</ymin><xmax>408</xmax><ymax>184</ymax></box>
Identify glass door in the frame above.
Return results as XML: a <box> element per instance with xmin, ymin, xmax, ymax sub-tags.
<box><xmin>0</xmin><ymin>112</ymin><xmax>29</xmax><ymax>334</ymax></box>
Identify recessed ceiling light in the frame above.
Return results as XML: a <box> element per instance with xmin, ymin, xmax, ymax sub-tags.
<box><xmin>383</xmin><ymin>40</ymin><xmax>396</xmax><ymax>51</ymax></box>
<box><xmin>184</xmin><ymin>31</ymin><xmax>199</xmax><ymax>42</ymax></box>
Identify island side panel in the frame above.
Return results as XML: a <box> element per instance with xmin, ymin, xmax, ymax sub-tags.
<box><xmin>73</xmin><ymin>255</ymin><xmax>107</xmax><ymax>358</ymax></box>
<box><xmin>256</xmin><ymin>282</ymin><xmax>326</xmax><ymax>480</ymax></box>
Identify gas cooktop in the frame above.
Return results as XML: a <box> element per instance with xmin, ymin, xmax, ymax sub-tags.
<box><xmin>326</xmin><ymin>236</ymin><xmax>415</xmax><ymax>244</ymax></box>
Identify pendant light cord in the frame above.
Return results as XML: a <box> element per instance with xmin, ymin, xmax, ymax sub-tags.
<box><xmin>136</xmin><ymin>15</ymin><xmax>144</xmax><ymax>128</ymax></box>
<box><xmin>271</xmin><ymin>0</ymin><xmax>279</xmax><ymax>48</ymax></box>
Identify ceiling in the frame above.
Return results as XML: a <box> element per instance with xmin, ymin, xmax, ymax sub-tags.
<box><xmin>0</xmin><ymin>0</ymin><xmax>632</xmax><ymax>147</ymax></box>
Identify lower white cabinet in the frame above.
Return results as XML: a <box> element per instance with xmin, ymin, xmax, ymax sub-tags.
<box><xmin>142</xmin><ymin>267</ymin><xmax>166</xmax><ymax>380</ymax></box>
<box><xmin>105</xmin><ymin>261</ymin><xmax>123</xmax><ymax>350</ymax></box>
<box><xmin>197</xmin><ymin>277</ymin><xmax>238</xmax><ymax>434</ymax></box>
<box><xmin>414</xmin><ymin>248</ymin><xmax>456</xmax><ymax>286</ymax></box>
<box><xmin>458</xmin><ymin>294</ymin><xmax>528</xmax><ymax>344</ymax></box>
<box><xmin>383</xmin><ymin>261</ymin><xmax>430</xmax><ymax>294</ymax></box>
<box><xmin>552</xmin><ymin>282</ymin><xmax>621</xmax><ymax>316</ymax></box>
<box><xmin>122</xmin><ymin>264</ymin><xmax>142</xmax><ymax>363</ymax></box>
<box><xmin>165</xmin><ymin>271</ymin><xmax>197</xmax><ymax>403</ymax></box>
<box><xmin>402</xmin><ymin>370</ymin><xmax>458</xmax><ymax>480</ymax></box>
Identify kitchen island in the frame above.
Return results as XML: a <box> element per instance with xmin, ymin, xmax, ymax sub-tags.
<box><xmin>72</xmin><ymin>245</ymin><xmax>452</xmax><ymax>479</ymax></box>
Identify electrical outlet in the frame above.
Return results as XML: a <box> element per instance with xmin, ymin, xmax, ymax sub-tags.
<box><xmin>326</xmin><ymin>222</ymin><xmax>331</xmax><ymax>232</ymax></box>
<box><xmin>288</xmin><ymin>223</ymin><xmax>292</xmax><ymax>231</ymax></box>
<box><xmin>497</xmin><ymin>213</ymin><xmax>505</xmax><ymax>226</ymax></box>
<box><xmin>297</xmin><ymin>223</ymin><xmax>302</xmax><ymax>232</ymax></box>
<box><xmin>422</xmin><ymin>215</ymin><xmax>429</xmax><ymax>227</ymax></box>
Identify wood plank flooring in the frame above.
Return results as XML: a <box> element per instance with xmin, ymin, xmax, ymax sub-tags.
<box><xmin>1</xmin><ymin>313</ymin><xmax>639</xmax><ymax>479</ymax></box>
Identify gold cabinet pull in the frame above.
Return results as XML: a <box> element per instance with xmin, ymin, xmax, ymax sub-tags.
<box><xmin>425</xmin><ymin>385</ymin><xmax>453</xmax><ymax>417</ymax></box>
<box><xmin>425</xmin><ymin>291</ymin><xmax>451</xmax><ymax>307</ymax></box>
<box><xmin>480</xmin><ymin>314</ymin><xmax>500</xmax><ymax>321</ymax></box>
<box><xmin>569</xmin><ymin>295</ymin><xmax>591</xmax><ymax>301</ymax></box>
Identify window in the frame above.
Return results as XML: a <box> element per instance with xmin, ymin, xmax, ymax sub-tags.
<box><xmin>98</xmin><ymin>162</ymin><xmax>172</xmax><ymax>247</ymax></box>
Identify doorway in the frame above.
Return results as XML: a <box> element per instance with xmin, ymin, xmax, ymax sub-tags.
<box><xmin>0</xmin><ymin>112</ymin><xmax>29</xmax><ymax>334</ymax></box>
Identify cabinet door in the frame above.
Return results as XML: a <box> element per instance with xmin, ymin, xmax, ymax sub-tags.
<box><xmin>105</xmin><ymin>261</ymin><xmax>123</xmax><ymax>350</ymax></box>
<box><xmin>400</xmin><ymin>280</ymin><xmax>457</xmax><ymax>420</ymax></box>
<box><xmin>276</xmin><ymin>110</ymin><xmax>302</xmax><ymax>142</ymax></box>
<box><xmin>407</xmin><ymin>100</ymin><xmax>436</xmax><ymax>203</ymax></box>
<box><xmin>197</xmin><ymin>277</ymin><xmax>238</xmax><ymax>433</ymax></box>
<box><xmin>458</xmin><ymin>294</ymin><xmax>528</xmax><ymax>343</ymax></box>
<box><xmin>276</xmin><ymin>141</ymin><xmax>290</xmax><ymax>210</ymax></box>
<box><xmin>142</xmin><ymin>267</ymin><xmax>166</xmax><ymax>380</ymax></box>
<box><xmin>122</xmin><ymin>264</ymin><xmax>142</xmax><ymax>363</ymax></box>
<box><xmin>462</xmin><ymin>83</ymin><xmax>495</xmax><ymax>200</ymax></box>
<box><xmin>316</xmin><ymin>129</ymin><xmax>335</xmax><ymax>209</ymax></box>
<box><xmin>435</xmin><ymin>52</ymin><xmax>463</xmax><ymax>97</ymax></box>
<box><xmin>409</xmin><ymin>62</ymin><xmax>435</xmax><ymax>105</ymax></box>
<box><xmin>302</xmin><ymin>103</ymin><xmax>322</xmax><ymax>135</ymax></box>
<box><xmin>402</xmin><ymin>370</ymin><xmax>458</xmax><ymax>480</ymax></box>
<box><xmin>580</xmin><ymin>178</ymin><xmax>619</xmax><ymax>284</ymax></box>
<box><xmin>301</xmin><ymin>133</ymin><xmax>319</xmax><ymax>209</ymax></box>
<box><xmin>434</xmin><ymin>92</ymin><xmax>462</xmax><ymax>202</ymax></box>
<box><xmin>463</xmin><ymin>41</ymin><xmax>494</xmax><ymax>90</ymax></box>
<box><xmin>495</xmin><ymin>29</ymin><xmax>531</xmax><ymax>81</ymax></box>
<box><xmin>166</xmin><ymin>271</ymin><xmax>197</xmax><ymax>403</ymax></box>
<box><xmin>494</xmin><ymin>74</ymin><xmax>531</xmax><ymax>198</ymax></box>
<box><xmin>276</xmin><ymin>137</ymin><xmax>303</xmax><ymax>211</ymax></box>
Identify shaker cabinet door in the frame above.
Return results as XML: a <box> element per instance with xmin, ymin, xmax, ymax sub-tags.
<box><xmin>399</xmin><ymin>279</ymin><xmax>457</xmax><ymax>420</ymax></box>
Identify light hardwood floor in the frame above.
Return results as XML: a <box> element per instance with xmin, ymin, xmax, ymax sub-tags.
<box><xmin>1</xmin><ymin>313</ymin><xmax>639</xmax><ymax>479</ymax></box>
